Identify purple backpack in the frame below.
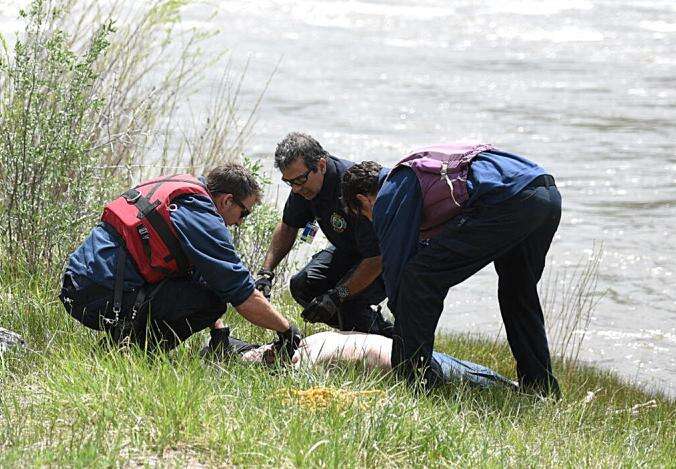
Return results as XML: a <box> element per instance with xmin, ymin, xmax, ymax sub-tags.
<box><xmin>392</xmin><ymin>143</ymin><xmax>494</xmax><ymax>239</ymax></box>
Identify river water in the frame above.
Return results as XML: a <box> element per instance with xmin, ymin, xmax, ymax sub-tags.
<box><xmin>2</xmin><ymin>0</ymin><xmax>675</xmax><ymax>396</ymax></box>
<box><xmin>199</xmin><ymin>0</ymin><xmax>676</xmax><ymax>396</ymax></box>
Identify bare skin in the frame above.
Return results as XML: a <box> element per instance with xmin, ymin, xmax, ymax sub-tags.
<box><xmin>340</xmin><ymin>255</ymin><xmax>382</xmax><ymax>297</ymax></box>
<box><xmin>241</xmin><ymin>331</ymin><xmax>392</xmax><ymax>370</ymax></box>
<box><xmin>234</xmin><ymin>289</ymin><xmax>290</xmax><ymax>333</ymax></box>
<box><xmin>261</xmin><ymin>222</ymin><xmax>299</xmax><ymax>272</ymax></box>
<box><xmin>355</xmin><ymin>193</ymin><xmax>377</xmax><ymax>222</ymax></box>
<box><xmin>293</xmin><ymin>331</ymin><xmax>392</xmax><ymax>369</ymax></box>
<box><xmin>212</xmin><ymin>193</ymin><xmax>257</xmax><ymax>227</ymax></box>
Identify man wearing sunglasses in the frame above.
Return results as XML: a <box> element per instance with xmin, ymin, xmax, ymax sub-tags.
<box><xmin>254</xmin><ymin>132</ymin><xmax>393</xmax><ymax>337</ymax></box>
<box><xmin>59</xmin><ymin>162</ymin><xmax>302</xmax><ymax>357</ymax></box>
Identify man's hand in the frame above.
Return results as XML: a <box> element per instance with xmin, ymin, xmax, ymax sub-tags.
<box><xmin>301</xmin><ymin>289</ymin><xmax>342</xmax><ymax>327</ymax></box>
<box><xmin>254</xmin><ymin>269</ymin><xmax>274</xmax><ymax>300</ymax></box>
<box><xmin>274</xmin><ymin>323</ymin><xmax>303</xmax><ymax>361</ymax></box>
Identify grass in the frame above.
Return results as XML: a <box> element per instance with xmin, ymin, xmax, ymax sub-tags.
<box><xmin>0</xmin><ymin>271</ymin><xmax>674</xmax><ymax>466</ymax></box>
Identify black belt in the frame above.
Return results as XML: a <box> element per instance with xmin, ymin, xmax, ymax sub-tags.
<box><xmin>527</xmin><ymin>174</ymin><xmax>556</xmax><ymax>189</ymax></box>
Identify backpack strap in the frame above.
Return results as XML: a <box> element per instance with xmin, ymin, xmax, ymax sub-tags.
<box><xmin>122</xmin><ymin>189</ymin><xmax>189</xmax><ymax>276</ymax></box>
<box><xmin>109</xmin><ymin>243</ymin><xmax>126</xmax><ymax>326</ymax></box>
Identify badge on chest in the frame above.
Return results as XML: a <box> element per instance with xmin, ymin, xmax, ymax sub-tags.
<box><xmin>330</xmin><ymin>211</ymin><xmax>348</xmax><ymax>233</ymax></box>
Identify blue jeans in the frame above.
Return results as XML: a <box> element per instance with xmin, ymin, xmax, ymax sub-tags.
<box><xmin>433</xmin><ymin>352</ymin><xmax>516</xmax><ymax>389</ymax></box>
<box><xmin>392</xmin><ymin>176</ymin><xmax>561</xmax><ymax>396</ymax></box>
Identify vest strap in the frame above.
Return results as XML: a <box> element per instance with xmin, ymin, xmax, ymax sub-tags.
<box><xmin>132</xmin><ymin>194</ymin><xmax>189</xmax><ymax>276</ymax></box>
<box><xmin>130</xmin><ymin>285</ymin><xmax>146</xmax><ymax>323</ymax></box>
<box><xmin>136</xmin><ymin>225</ymin><xmax>153</xmax><ymax>268</ymax></box>
<box><xmin>122</xmin><ymin>189</ymin><xmax>141</xmax><ymax>204</ymax></box>
<box><xmin>112</xmin><ymin>244</ymin><xmax>126</xmax><ymax>323</ymax></box>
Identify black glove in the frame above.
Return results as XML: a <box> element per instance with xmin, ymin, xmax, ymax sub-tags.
<box><xmin>274</xmin><ymin>323</ymin><xmax>303</xmax><ymax>361</ymax></box>
<box><xmin>254</xmin><ymin>269</ymin><xmax>274</xmax><ymax>300</ymax></box>
<box><xmin>301</xmin><ymin>289</ymin><xmax>342</xmax><ymax>327</ymax></box>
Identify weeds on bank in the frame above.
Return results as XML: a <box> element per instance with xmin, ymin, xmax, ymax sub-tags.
<box><xmin>0</xmin><ymin>249</ymin><xmax>673</xmax><ymax>465</ymax></box>
<box><xmin>0</xmin><ymin>313</ymin><xmax>673</xmax><ymax>466</ymax></box>
<box><xmin>0</xmin><ymin>264</ymin><xmax>673</xmax><ymax>466</ymax></box>
<box><xmin>0</xmin><ymin>0</ymin><xmax>265</xmax><ymax>274</ymax></box>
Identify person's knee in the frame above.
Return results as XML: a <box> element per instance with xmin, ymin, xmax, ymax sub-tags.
<box><xmin>289</xmin><ymin>270</ymin><xmax>312</xmax><ymax>306</ymax></box>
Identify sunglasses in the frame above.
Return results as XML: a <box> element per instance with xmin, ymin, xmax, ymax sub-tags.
<box><xmin>232</xmin><ymin>197</ymin><xmax>251</xmax><ymax>219</ymax></box>
<box><xmin>281</xmin><ymin>167</ymin><xmax>314</xmax><ymax>187</ymax></box>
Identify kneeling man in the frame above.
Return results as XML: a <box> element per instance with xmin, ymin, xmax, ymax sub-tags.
<box><xmin>60</xmin><ymin>162</ymin><xmax>301</xmax><ymax>355</ymax></box>
<box><xmin>255</xmin><ymin>132</ymin><xmax>393</xmax><ymax>336</ymax></box>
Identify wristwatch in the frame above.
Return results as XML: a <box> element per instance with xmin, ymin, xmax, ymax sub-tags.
<box><xmin>335</xmin><ymin>284</ymin><xmax>350</xmax><ymax>303</ymax></box>
<box><xmin>257</xmin><ymin>268</ymin><xmax>275</xmax><ymax>281</ymax></box>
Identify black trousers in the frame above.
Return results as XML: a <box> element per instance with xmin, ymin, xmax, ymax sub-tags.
<box><xmin>289</xmin><ymin>246</ymin><xmax>392</xmax><ymax>336</ymax></box>
<box><xmin>392</xmin><ymin>177</ymin><xmax>562</xmax><ymax>396</ymax></box>
<box><xmin>60</xmin><ymin>275</ymin><xmax>226</xmax><ymax>352</ymax></box>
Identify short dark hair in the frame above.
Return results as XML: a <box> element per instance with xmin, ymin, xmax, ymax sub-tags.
<box><xmin>341</xmin><ymin>161</ymin><xmax>383</xmax><ymax>215</ymax></box>
<box><xmin>206</xmin><ymin>162</ymin><xmax>261</xmax><ymax>201</ymax></box>
<box><xmin>274</xmin><ymin>132</ymin><xmax>329</xmax><ymax>171</ymax></box>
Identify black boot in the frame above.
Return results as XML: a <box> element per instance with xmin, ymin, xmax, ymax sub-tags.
<box><xmin>200</xmin><ymin>327</ymin><xmax>260</xmax><ymax>359</ymax></box>
<box><xmin>200</xmin><ymin>327</ymin><xmax>231</xmax><ymax>359</ymax></box>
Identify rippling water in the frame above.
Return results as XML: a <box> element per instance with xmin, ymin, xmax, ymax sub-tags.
<box><xmin>201</xmin><ymin>0</ymin><xmax>675</xmax><ymax>396</ymax></box>
<box><xmin>2</xmin><ymin>0</ymin><xmax>674</xmax><ymax>395</ymax></box>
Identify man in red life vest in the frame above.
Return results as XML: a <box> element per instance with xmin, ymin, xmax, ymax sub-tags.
<box><xmin>59</xmin><ymin>162</ymin><xmax>301</xmax><ymax>356</ymax></box>
<box><xmin>341</xmin><ymin>144</ymin><xmax>561</xmax><ymax>397</ymax></box>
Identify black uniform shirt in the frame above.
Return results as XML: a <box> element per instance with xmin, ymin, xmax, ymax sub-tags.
<box><xmin>282</xmin><ymin>156</ymin><xmax>382</xmax><ymax>259</ymax></box>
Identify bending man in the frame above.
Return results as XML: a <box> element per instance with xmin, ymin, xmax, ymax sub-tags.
<box><xmin>341</xmin><ymin>143</ymin><xmax>562</xmax><ymax>397</ymax></box>
<box><xmin>60</xmin><ymin>163</ymin><xmax>301</xmax><ymax>355</ymax></box>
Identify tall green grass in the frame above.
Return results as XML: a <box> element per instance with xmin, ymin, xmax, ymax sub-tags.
<box><xmin>1</xmin><ymin>291</ymin><xmax>674</xmax><ymax>466</ymax></box>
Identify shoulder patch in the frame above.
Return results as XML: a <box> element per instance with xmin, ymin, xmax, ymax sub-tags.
<box><xmin>330</xmin><ymin>212</ymin><xmax>348</xmax><ymax>233</ymax></box>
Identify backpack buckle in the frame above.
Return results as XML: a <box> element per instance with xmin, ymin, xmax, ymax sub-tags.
<box><xmin>123</xmin><ymin>189</ymin><xmax>142</xmax><ymax>204</ymax></box>
<box><xmin>137</xmin><ymin>225</ymin><xmax>150</xmax><ymax>240</ymax></box>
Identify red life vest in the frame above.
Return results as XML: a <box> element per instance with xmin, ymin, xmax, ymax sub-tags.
<box><xmin>392</xmin><ymin>143</ymin><xmax>494</xmax><ymax>239</ymax></box>
<box><xmin>101</xmin><ymin>174</ymin><xmax>212</xmax><ymax>284</ymax></box>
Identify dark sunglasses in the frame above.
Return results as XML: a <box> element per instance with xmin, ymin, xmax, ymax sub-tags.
<box><xmin>281</xmin><ymin>167</ymin><xmax>314</xmax><ymax>187</ymax></box>
<box><xmin>232</xmin><ymin>197</ymin><xmax>251</xmax><ymax>219</ymax></box>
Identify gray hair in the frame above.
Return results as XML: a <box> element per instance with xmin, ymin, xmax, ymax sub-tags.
<box><xmin>274</xmin><ymin>132</ymin><xmax>329</xmax><ymax>171</ymax></box>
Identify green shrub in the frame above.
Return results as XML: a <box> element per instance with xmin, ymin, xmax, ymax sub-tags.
<box><xmin>0</xmin><ymin>0</ymin><xmax>115</xmax><ymax>271</ymax></box>
<box><xmin>0</xmin><ymin>0</ymin><xmax>266</xmax><ymax>274</ymax></box>
<box><xmin>231</xmin><ymin>157</ymin><xmax>296</xmax><ymax>293</ymax></box>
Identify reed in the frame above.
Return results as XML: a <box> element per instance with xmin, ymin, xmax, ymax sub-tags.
<box><xmin>541</xmin><ymin>243</ymin><xmax>604</xmax><ymax>382</ymax></box>
<box><xmin>0</xmin><ymin>283</ymin><xmax>673</xmax><ymax>466</ymax></box>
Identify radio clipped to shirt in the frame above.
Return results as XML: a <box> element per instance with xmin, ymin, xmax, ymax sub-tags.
<box><xmin>300</xmin><ymin>220</ymin><xmax>318</xmax><ymax>243</ymax></box>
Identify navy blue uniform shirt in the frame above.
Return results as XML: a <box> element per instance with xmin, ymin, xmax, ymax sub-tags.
<box><xmin>282</xmin><ymin>156</ymin><xmax>382</xmax><ymax>259</ymax></box>
<box><xmin>373</xmin><ymin>150</ymin><xmax>545</xmax><ymax>311</ymax></box>
<box><xmin>64</xmin><ymin>194</ymin><xmax>255</xmax><ymax>306</ymax></box>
